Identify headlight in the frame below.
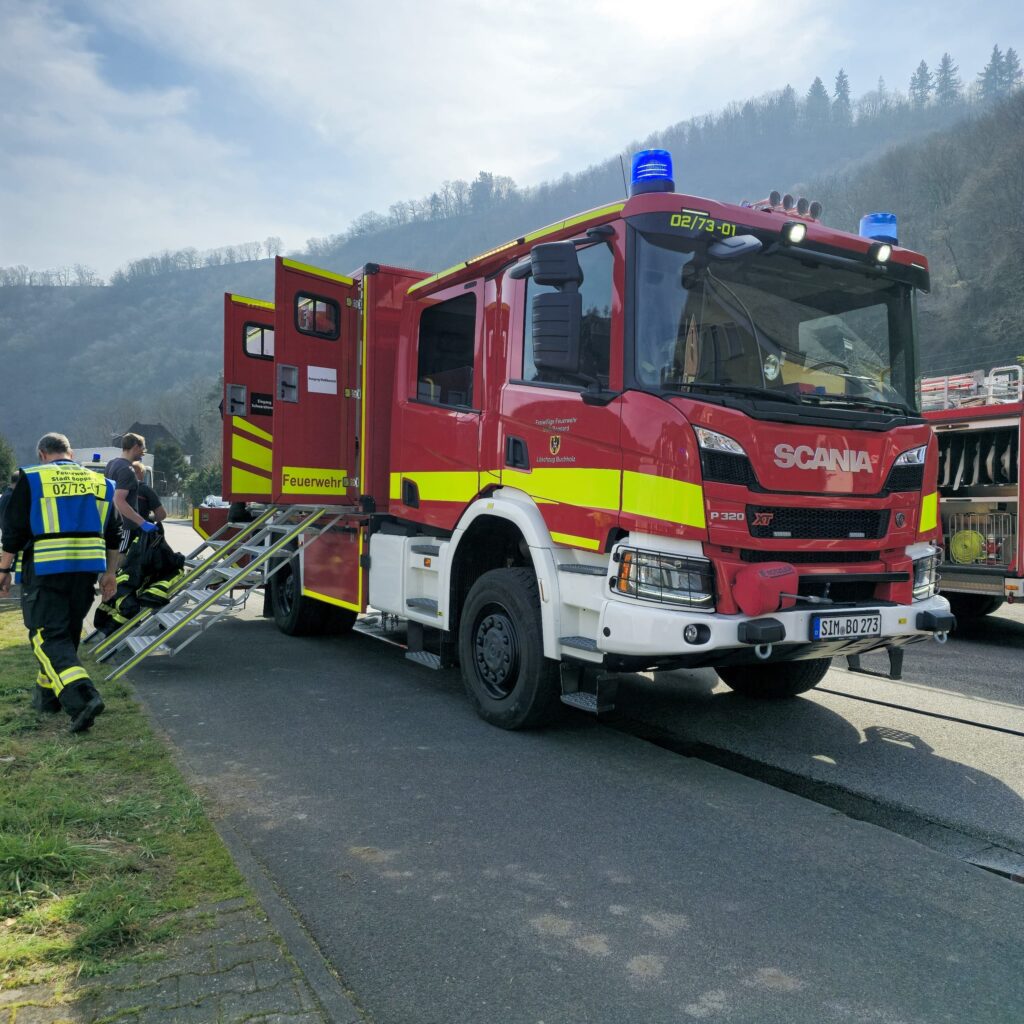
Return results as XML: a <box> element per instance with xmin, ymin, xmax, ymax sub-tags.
<box><xmin>693</xmin><ymin>427</ymin><xmax>747</xmax><ymax>457</ymax></box>
<box><xmin>895</xmin><ymin>445</ymin><xmax>927</xmax><ymax>466</ymax></box>
<box><xmin>912</xmin><ymin>553</ymin><xmax>938</xmax><ymax>600</ymax></box>
<box><xmin>613</xmin><ymin>547</ymin><xmax>715</xmax><ymax>610</ymax></box>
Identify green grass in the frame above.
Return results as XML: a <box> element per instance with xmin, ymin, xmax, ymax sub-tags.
<box><xmin>0</xmin><ymin>608</ymin><xmax>247</xmax><ymax>987</ymax></box>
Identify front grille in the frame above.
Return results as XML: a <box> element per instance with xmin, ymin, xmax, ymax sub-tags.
<box><xmin>740</xmin><ymin>549</ymin><xmax>881</xmax><ymax>564</ymax></box>
<box><xmin>700</xmin><ymin>450</ymin><xmax>759</xmax><ymax>487</ymax></box>
<box><xmin>884</xmin><ymin>463</ymin><xmax>924</xmax><ymax>492</ymax></box>
<box><xmin>746</xmin><ymin>506</ymin><xmax>890</xmax><ymax>539</ymax></box>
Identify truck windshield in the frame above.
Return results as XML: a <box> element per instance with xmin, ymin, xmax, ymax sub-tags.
<box><xmin>632</xmin><ymin>231</ymin><xmax>918</xmax><ymax>412</ymax></box>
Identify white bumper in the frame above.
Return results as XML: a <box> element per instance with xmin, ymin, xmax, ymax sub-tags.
<box><xmin>597</xmin><ymin>592</ymin><xmax>952</xmax><ymax>658</ymax></box>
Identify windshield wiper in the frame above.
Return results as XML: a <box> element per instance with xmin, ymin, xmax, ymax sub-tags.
<box><xmin>797</xmin><ymin>393</ymin><xmax>915</xmax><ymax>416</ymax></box>
<box><xmin>668</xmin><ymin>381</ymin><xmax>801</xmax><ymax>405</ymax></box>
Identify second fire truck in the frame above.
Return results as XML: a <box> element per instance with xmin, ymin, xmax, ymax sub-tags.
<box><xmin>212</xmin><ymin>149</ymin><xmax>954</xmax><ymax>728</ymax></box>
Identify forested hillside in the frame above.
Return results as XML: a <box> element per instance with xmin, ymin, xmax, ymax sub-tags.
<box><xmin>1</xmin><ymin>49</ymin><xmax>1022</xmax><ymax>464</ymax></box>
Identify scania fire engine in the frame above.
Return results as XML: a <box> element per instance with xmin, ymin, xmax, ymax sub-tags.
<box><xmin>207</xmin><ymin>149</ymin><xmax>954</xmax><ymax>728</ymax></box>
<box><xmin>922</xmin><ymin>364</ymin><xmax>1022</xmax><ymax>619</ymax></box>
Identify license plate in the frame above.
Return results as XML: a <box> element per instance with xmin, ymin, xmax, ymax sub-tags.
<box><xmin>811</xmin><ymin>613</ymin><xmax>882</xmax><ymax>641</ymax></box>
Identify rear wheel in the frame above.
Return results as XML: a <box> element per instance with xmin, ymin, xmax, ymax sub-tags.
<box><xmin>458</xmin><ymin>568</ymin><xmax>561</xmax><ymax>730</ymax></box>
<box><xmin>716</xmin><ymin>657</ymin><xmax>831</xmax><ymax>699</ymax></box>
<box><xmin>944</xmin><ymin>592</ymin><xmax>1003</xmax><ymax>621</ymax></box>
<box><xmin>271</xmin><ymin>558</ymin><xmax>356</xmax><ymax>636</ymax></box>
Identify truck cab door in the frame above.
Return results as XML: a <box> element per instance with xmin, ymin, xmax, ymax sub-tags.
<box><xmin>272</xmin><ymin>258</ymin><xmax>361</xmax><ymax>505</ymax></box>
<box><xmin>498</xmin><ymin>233</ymin><xmax>624</xmax><ymax>553</ymax></box>
<box><xmin>223</xmin><ymin>293</ymin><xmax>276</xmax><ymax>502</ymax></box>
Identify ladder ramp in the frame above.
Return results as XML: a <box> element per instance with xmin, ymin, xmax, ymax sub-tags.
<box><xmin>102</xmin><ymin>505</ymin><xmax>341</xmax><ymax>681</ymax></box>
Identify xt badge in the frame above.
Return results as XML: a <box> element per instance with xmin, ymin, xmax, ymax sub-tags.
<box><xmin>751</xmin><ymin>511</ymin><xmax>774</xmax><ymax>527</ymax></box>
<box><xmin>549</xmin><ymin>435</ymin><xmax>561</xmax><ymax>455</ymax></box>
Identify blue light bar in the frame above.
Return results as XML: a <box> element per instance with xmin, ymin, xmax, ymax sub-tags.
<box><xmin>859</xmin><ymin>211</ymin><xmax>898</xmax><ymax>245</ymax></box>
<box><xmin>630</xmin><ymin>149</ymin><xmax>675</xmax><ymax>196</ymax></box>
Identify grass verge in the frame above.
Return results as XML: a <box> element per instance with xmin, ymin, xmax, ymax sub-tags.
<box><xmin>0</xmin><ymin>605</ymin><xmax>247</xmax><ymax>989</ymax></box>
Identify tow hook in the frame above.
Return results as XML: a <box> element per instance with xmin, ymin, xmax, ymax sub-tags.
<box><xmin>755</xmin><ymin>643</ymin><xmax>773</xmax><ymax>660</ymax></box>
<box><xmin>934</xmin><ymin>631</ymin><xmax>949</xmax><ymax>644</ymax></box>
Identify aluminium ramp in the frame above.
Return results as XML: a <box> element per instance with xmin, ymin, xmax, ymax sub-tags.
<box><xmin>98</xmin><ymin>505</ymin><xmax>340</xmax><ymax>681</ymax></box>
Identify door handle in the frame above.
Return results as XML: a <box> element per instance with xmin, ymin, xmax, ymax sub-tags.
<box><xmin>505</xmin><ymin>436</ymin><xmax>529</xmax><ymax>469</ymax></box>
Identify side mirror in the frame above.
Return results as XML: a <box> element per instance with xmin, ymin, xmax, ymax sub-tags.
<box><xmin>708</xmin><ymin>233</ymin><xmax>762</xmax><ymax>261</ymax></box>
<box><xmin>530</xmin><ymin>241</ymin><xmax>583</xmax><ymax>285</ymax></box>
<box><xmin>533</xmin><ymin>292</ymin><xmax>582</xmax><ymax>373</ymax></box>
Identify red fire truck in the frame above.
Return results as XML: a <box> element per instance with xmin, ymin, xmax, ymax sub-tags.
<box><xmin>921</xmin><ymin>365</ymin><xmax>1022</xmax><ymax>619</ymax></box>
<box><xmin>209</xmin><ymin>149</ymin><xmax>953</xmax><ymax>728</ymax></box>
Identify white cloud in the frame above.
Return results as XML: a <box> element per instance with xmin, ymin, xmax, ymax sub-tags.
<box><xmin>1</xmin><ymin>0</ymin><xmax>1021</xmax><ymax>275</ymax></box>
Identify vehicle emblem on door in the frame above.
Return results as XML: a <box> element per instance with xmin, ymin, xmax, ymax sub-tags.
<box><xmin>549</xmin><ymin>435</ymin><xmax>561</xmax><ymax>455</ymax></box>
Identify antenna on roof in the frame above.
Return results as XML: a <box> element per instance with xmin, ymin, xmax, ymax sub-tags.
<box><xmin>618</xmin><ymin>155</ymin><xmax>629</xmax><ymax>198</ymax></box>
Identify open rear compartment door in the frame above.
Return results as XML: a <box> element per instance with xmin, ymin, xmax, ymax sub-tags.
<box><xmin>222</xmin><ymin>293</ymin><xmax>276</xmax><ymax>502</ymax></box>
<box><xmin>272</xmin><ymin>258</ymin><xmax>361</xmax><ymax>506</ymax></box>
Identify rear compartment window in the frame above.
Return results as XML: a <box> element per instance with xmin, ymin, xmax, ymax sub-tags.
<box><xmin>243</xmin><ymin>322</ymin><xmax>274</xmax><ymax>360</ymax></box>
<box><xmin>295</xmin><ymin>294</ymin><xmax>339</xmax><ymax>339</ymax></box>
<box><xmin>416</xmin><ymin>293</ymin><xmax>476</xmax><ymax>407</ymax></box>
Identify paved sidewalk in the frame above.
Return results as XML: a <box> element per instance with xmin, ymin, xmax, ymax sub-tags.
<box><xmin>1</xmin><ymin>899</ymin><xmax>329</xmax><ymax>1024</ymax></box>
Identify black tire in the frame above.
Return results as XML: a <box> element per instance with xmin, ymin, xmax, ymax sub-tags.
<box><xmin>944</xmin><ymin>592</ymin><xmax>1003</xmax><ymax>621</ymax></box>
<box><xmin>271</xmin><ymin>557</ymin><xmax>357</xmax><ymax>636</ymax></box>
<box><xmin>716</xmin><ymin>657</ymin><xmax>831</xmax><ymax>699</ymax></box>
<box><xmin>458</xmin><ymin>567</ymin><xmax>561</xmax><ymax>730</ymax></box>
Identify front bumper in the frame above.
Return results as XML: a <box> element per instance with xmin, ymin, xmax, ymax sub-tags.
<box><xmin>596</xmin><ymin>593</ymin><xmax>954</xmax><ymax>671</ymax></box>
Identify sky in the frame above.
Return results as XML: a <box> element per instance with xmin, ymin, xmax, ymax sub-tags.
<box><xmin>1</xmin><ymin>0</ymin><xmax>1021</xmax><ymax>279</ymax></box>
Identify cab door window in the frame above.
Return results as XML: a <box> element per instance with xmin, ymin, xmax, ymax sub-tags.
<box><xmin>416</xmin><ymin>293</ymin><xmax>476</xmax><ymax>407</ymax></box>
<box><xmin>522</xmin><ymin>242</ymin><xmax>613</xmax><ymax>387</ymax></box>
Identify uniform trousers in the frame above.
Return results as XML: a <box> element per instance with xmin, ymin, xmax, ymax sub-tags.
<box><xmin>20</xmin><ymin>560</ymin><xmax>99</xmax><ymax>715</ymax></box>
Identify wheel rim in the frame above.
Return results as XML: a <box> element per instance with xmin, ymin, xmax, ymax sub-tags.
<box><xmin>278</xmin><ymin>564</ymin><xmax>295</xmax><ymax>615</ymax></box>
<box><xmin>472</xmin><ymin>606</ymin><xmax>521</xmax><ymax>700</ymax></box>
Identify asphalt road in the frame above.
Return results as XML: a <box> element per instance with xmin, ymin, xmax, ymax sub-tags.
<box><xmin>122</xmin><ymin>525</ymin><xmax>1024</xmax><ymax>1024</ymax></box>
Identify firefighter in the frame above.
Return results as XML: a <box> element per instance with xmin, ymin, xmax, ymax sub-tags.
<box><xmin>131</xmin><ymin>460</ymin><xmax>166</xmax><ymax>525</ymax></box>
<box><xmin>0</xmin><ymin>432</ymin><xmax>122</xmax><ymax>732</ymax></box>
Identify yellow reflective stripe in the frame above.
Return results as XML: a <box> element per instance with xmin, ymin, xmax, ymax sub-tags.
<box><xmin>231</xmin><ymin>466</ymin><xmax>273</xmax><ymax>495</ymax></box>
<box><xmin>551</xmin><ymin>531</ymin><xmax>601</xmax><ymax>551</ymax></box>
<box><xmin>41</xmin><ymin>497</ymin><xmax>58</xmax><ymax>533</ymax></box>
<box><xmin>524</xmin><ymin>202</ymin><xmax>626</xmax><ymax>243</ymax></box>
<box><xmin>31</xmin><ymin>632</ymin><xmax>62</xmax><ymax>692</ymax></box>
<box><xmin>59</xmin><ymin>666</ymin><xmax>89</xmax><ymax>685</ymax></box>
<box><xmin>407</xmin><ymin>203</ymin><xmax>626</xmax><ymax>296</ymax></box>
<box><xmin>230</xmin><ymin>293</ymin><xmax>274</xmax><ymax>310</ymax></box>
<box><xmin>232</xmin><ymin>432</ymin><xmax>272</xmax><ymax>472</ymax></box>
<box><xmin>33</xmin><ymin>537</ymin><xmax>105</xmax><ymax>558</ymax></box>
<box><xmin>407</xmin><ymin>261</ymin><xmax>470</xmax><ymax>295</ymax></box>
<box><xmin>233</xmin><ymin>415</ymin><xmax>272</xmax><ymax>443</ymax></box>
<box><xmin>301</xmin><ymin>586</ymin><xmax>361</xmax><ymax>611</ymax></box>
<box><xmin>622</xmin><ymin>471</ymin><xmax>706</xmax><ymax>529</ymax></box>
<box><xmin>281</xmin><ymin>466</ymin><xmax>349</xmax><ymax>494</ymax></box>
<box><xmin>919</xmin><ymin>491</ymin><xmax>938</xmax><ymax>533</ymax></box>
<box><xmin>282</xmin><ymin>258</ymin><xmax>354</xmax><ymax>287</ymax></box>
<box><xmin>507</xmin><ymin>468</ymin><xmax>620</xmax><ymax>512</ymax></box>
<box><xmin>389</xmin><ymin>471</ymin><xmax>479</xmax><ymax>503</ymax></box>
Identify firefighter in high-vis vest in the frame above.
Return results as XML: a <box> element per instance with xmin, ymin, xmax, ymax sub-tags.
<box><xmin>0</xmin><ymin>432</ymin><xmax>122</xmax><ymax>732</ymax></box>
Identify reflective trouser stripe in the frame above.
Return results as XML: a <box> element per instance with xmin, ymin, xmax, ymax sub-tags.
<box><xmin>30</xmin><ymin>630</ymin><xmax>91</xmax><ymax>697</ymax></box>
<box><xmin>37</xmin><ymin>670</ymin><xmax>54</xmax><ymax>692</ymax></box>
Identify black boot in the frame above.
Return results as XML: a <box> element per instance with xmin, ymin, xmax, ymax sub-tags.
<box><xmin>61</xmin><ymin>681</ymin><xmax>105</xmax><ymax>734</ymax></box>
<box><xmin>31</xmin><ymin>684</ymin><xmax>61</xmax><ymax>714</ymax></box>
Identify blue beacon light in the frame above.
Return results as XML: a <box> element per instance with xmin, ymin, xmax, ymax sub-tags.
<box><xmin>630</xmin><ymin>149</ymin><xmax>675</xmax><ymax>196</ymax></box>
<box><xmin>859</xmin><ymin>211</ymin><xmax>898</xmax><ymax>245</ymax></box>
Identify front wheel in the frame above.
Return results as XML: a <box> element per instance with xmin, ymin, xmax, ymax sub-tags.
<box><xmin>271</xmin><ymin>557</ymin><xmax>356</xmax><ymax>636</ymax></box>
<box><xmin>458</xmin><ymin>568</ymin><xmax>561</xmax><ymax>730</ymax></box>
<box><xmin>716</xmin><ymin>657</ymin><xmax>831</xmax><ymax>699</ymax></box>
<box><xmin>944</xmin><ymin>592</ymin><xmax>1003</xmax><ymax>621</ymax></box>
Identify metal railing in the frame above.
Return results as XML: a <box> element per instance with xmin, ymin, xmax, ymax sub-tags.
<box><xmin>943</xmin><ymin>511</ymin><xmax>1017</xmax><ymax>567</ymax></box>
<box><xmin>921</xmin><ymin>365</ymin><xmax>1023</xmax><ymax>411</ymax></box>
